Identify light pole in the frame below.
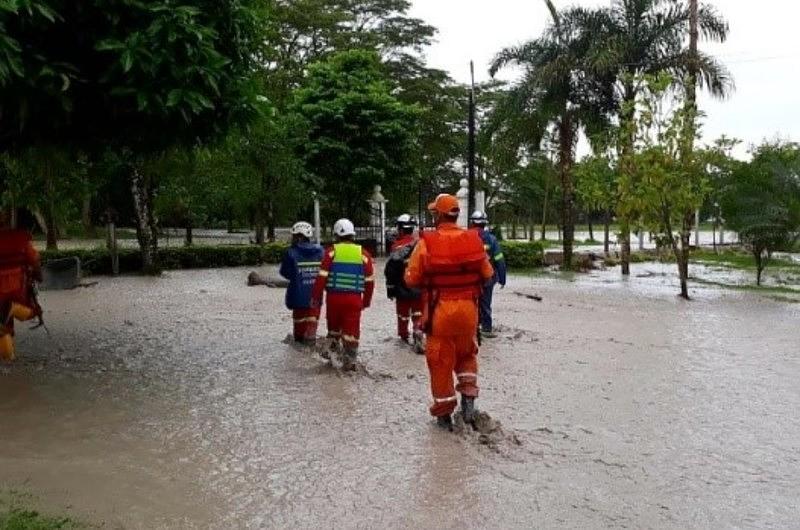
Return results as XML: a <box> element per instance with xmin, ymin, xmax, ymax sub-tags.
<box><xmin>312</xmin><ymin>192</ymin><xmax>321</xmax><ymax>244</ymax></box>
<box><xmin>467</xmin><ymin>60</ymin><xmax>476</xmax><ymax>215</ymax></box>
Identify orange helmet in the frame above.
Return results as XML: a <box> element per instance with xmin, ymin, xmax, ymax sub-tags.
<box><xmin>427</xmin><ymin>194</ymin><xmax>460</xmax><ymax>216</ymax></box>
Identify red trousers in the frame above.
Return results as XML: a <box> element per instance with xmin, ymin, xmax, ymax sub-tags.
<box><xmin>425</xmin><ymin>298</ymin><xmax>480</xmax><ymax>417</ymax></box>
<box><xmin>292</xmin><ymin>308</ymin><xmax>320</xmax><ymax>342</ymax></box>
<box><xmin>395</xmin><ymin>298</ymin><xmax>424</xmax><ymax>339</ymax></box>
<box><xmin>325</xmin><ymin>293</ymin><xmax>363</xmax><ymax>353</ymax></box>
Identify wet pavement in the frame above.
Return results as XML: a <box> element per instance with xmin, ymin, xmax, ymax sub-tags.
<box><xmin>1</xmin><ymin>266</ymin><xmax>799</xmax><ymax>528</ymax></box>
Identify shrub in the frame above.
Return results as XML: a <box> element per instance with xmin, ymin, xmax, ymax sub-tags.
<box><xmin>41</xmin><ymin>243</ymin><xmax>289</xmax><ymax>276</ymax></box>
<box><xmin>501</xmin><ymin>241</ymin><xmax>546</xmax><ymax>268</ymax></box>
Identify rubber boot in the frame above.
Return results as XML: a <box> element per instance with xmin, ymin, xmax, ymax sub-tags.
<box><xmin>461</xmin><ymin>396</ymin><xmax>476</xmax><ymax>425</ymax></box>
<box><xmin>436</xmin><ymin>414</ymin><xmax>453</xmax><ymax>431</ymax></box>
<box><xmin>412</xmin><ymin>330</ymin><xmax>425</xmax><ymax>355</ymax></box>
<box><xmin>341</xmin><ymin>349</ymin><xmax>357</xmax><ymax>372</ymax></box>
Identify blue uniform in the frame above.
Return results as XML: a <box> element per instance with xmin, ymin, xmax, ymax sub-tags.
<box><xmin>279</xmin><ymin>242</ymin><xmax>324</xmax><ymax>310</ymax></box>
<box><xmin>476</xmin><ymin>228</ymin><xmax>506</xmax><ymax>332</ymax></box>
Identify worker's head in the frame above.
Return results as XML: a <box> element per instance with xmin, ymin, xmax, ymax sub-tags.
<box><xmin>469</xmin><ymin>210</ymin><xmax>489</xmax><ymax>229</ymax></box>
<box><xmin>333</xmin><ymin>218</ymin><xmax>356</xmax><ymax>242</ymax></box>
<box><xmin>427</xmin><ymin>194</ymin><xmax>460</xmax><ymax>226</ymax></box>
<box><xmin>290</xmin><ymin>221</ymin><xmax>314</xmax><ymax>244</ymax></box>
<box><xmin>395</xmin><ymin>214</ymin><xmax>417</xmax><ymax>235</ymax></box>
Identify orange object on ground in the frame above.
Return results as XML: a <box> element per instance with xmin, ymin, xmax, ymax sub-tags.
<box><xmin>405</xmin><ymin>221</ymin><xmax>494</xmax><ymax>417</ymax></box>
<box><xmin>292</xmin><ymin>307</ymin><xmax>321</xmax><ymax>342</ymax></box>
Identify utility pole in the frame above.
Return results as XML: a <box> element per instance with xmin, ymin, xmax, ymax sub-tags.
<box><xmin>467</xmin><ymin>60</ymin><xmax>476</xmax><ymax>215</ymax></box>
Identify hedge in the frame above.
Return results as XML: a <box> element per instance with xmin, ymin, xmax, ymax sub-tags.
<box><xmin>40</xmin><ymin>240</ymin><xmax>547</xmax><ymax>275</ymax></box>
<box><xmin>501</xmin><ymin>241</ymin><xmax>546</xmax><ymax>268</ymax></box>
<box><xmin>40</xmin><ymin>243</ymin><xmax>289</xmax><ymax>275</ymax></box>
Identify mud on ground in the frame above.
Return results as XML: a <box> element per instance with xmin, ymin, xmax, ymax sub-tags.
<box><xmin>1</xmin><ymin>265</ymin><xmax>799</xmax><ymax>528</ymax></box>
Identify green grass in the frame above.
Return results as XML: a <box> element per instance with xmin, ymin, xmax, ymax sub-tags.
<box><xmin>0</xmin><ymin>493</ymin><xmax>85</xmax><ymax>530</ymax></box>
<box><xmin>691</xmin><ymin>249</ymin><xmax>800</xmax><ymax>272</ymax></box>
<box><xmin>692</xmin><ymin>277</ymin><xmax>800</xmax><ymax>295</ymax></box>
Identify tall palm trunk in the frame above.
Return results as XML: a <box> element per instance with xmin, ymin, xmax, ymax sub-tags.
<box><xmin>619</xmin><ymin>82</ymin><xmax>637</xmax><ymax>276</ymax></box>
<box><xmin>558</xmin><ymin>111</ymin><xmax>576</xmax><ymax>270</ymax></box>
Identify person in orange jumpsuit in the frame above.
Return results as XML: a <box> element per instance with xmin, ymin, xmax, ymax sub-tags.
<box><xmin>1</xmin><ymin>226</ymin><xmax>43</xmax><ymax>362</ymax></box>
<box><xmin>385</xmin><ymin>214</ymin><xmax>424</xmax><ymax>351</ymax></box>
<box><xmin>312</xmin><ymin>218</ymin><xmax>375</xmax><ymax>371</ymax></box>
<box><xmin>405</xmin><ymin>194</ymin><xmax>494</xmax><ymax>429</ymax></box>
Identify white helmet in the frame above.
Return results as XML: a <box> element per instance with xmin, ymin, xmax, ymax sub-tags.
<box><xmin>470</xmin><ymin>210</ymin><xmax>489</xmax><ymax>225</ymax></box>
<box><xmin>333</xmin><ymin>218</ymin><xmax>356</xmax><ymax>237</ymax></box>
<box><xmin>291</xmin><ymin>221</ymin><xmax>314</xmax><ymax>239</ymax></box>
<box><xmin>396</xmin><ymin>214</ymin><xmax>417</xmax><ymax>228</ymax></box>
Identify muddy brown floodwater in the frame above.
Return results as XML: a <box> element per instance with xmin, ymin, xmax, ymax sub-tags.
<box><xmin>1</xmin><ymin>265</ymin><xmax>799</xmax><ymax>528</ymax></box>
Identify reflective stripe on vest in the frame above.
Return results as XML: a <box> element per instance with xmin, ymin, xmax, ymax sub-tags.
<box><xmin>297</xmin><ymin>260</ymin><xmax>321</xmax><ymax>286</ymax></box>
<box><xmin>328</xmin><ymin>243</ymin><xmax>365</xmax><ymax>293</ymax></box>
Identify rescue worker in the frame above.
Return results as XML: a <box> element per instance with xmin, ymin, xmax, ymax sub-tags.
<box><xmin>312</xmin><ymin>219</ymin><xmax>375</xmax><ymax>371</ymax></box>
<box><xmin>0</xmin><ymin>226</ymin><xmax>43</xmax><ymax>362</ymax></box>
<box><xmin>279</xmin><ymin>221</ymin><xmax>324</xmax><ymax>345</ymax></box>
<box><xmin>384</xmin><ymin>214</ymin><xmax>424</xmax><ymax>352</ymax></box>
<box><xmin>405</xmin><ymin>195</ymin><xmax>494</xmax><ymax>429</ymax></box>
<box><xmin>469</xmin><ymin>211</ymin><xmax>507</xmax><ymax>338</ymax></box>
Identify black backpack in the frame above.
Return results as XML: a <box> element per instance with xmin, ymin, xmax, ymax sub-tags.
<box><xmin>384</xmin><ymin>243</ymin><xmax>421</xmax><ymax>300</ymax></box>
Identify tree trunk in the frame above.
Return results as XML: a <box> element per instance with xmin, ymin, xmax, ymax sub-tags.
<box><xmin>664</xmin><ymin>209</ymin><xmax>690</xmax><ymax>300</ymax></box>
<box><xmin>185</xmin><ymin>217</ymin><xmax>193</xmax><ymax>247</ymax></box>
<box><xmin>587</xmin><ymin>216</ymin><xmax>594</xmax><ymax>242</ymax></box>
<box><xmin>540</xmin><ymin>184</ymin><xmax>550</xmax><ymax>241</ymax></box>
<box><xmin>603</xmin><ymin>209</ymin><xmax>611</xmax><ymax>256</ymax></box>
<box><xmin>130</xmin><ymin>164</ymin><xmax>159</xmax><ymax>272</ymax></box>
<box><xmin>558</xmin><ymin>112</ymin><xmax>576</xmax><ymax>270</ymax></box>
<box><xmin>754</xmin><ymin>249</ymin><xmax>764</xmax><ymax>286</ymax></box>
<box><xmin>267</xmin><ymin>196</ymin><xmax>276</xmax><ymax>242</ymax></box>
<box><xmin>619</xmin><ymin>81</ymin><xmax>636</xmax><ymax>276</ymax></box>
<box><xmin>81</xmin><ymin>194</ymin><xmax>95</xmax><ymax>238</ymax></box>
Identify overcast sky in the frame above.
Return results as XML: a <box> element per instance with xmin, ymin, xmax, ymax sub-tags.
<box><xmin>408</xmin><ymin>0</ymin><xmax>800</xmax><ymax>158</ymax></box>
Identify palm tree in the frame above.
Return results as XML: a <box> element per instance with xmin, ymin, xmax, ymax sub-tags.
<box><xmin>596</xmin><ymin>0</ymin><xmax>732</xmax><ymax>274</ymax></box>
<box><xmin>490</xmin><ymin>1</ymin><xmax>613</xmax><ymax>269</ymax></box>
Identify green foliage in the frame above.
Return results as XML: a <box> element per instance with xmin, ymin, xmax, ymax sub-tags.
<box><xmin>293</xmin><ymin>50</ymin><xmax>419</xmax><ymax>221</ymax></box>
<box><xmin>720</xmin><ymin>142</ymin><xmax>800</xmax><ymax>284</ymax></box>
<box><xmin>41</xmin><ymin>243</ymin><xmax>289</xmax><ymax>276</ymax></box>
<box><xmin>502</xmin><ymin>241</ymin><xmax>546</xmax><ymax>269</ymax></box>
<box><xmin>0</xmin><ymin>508</ymin><xmax>80</xmax><ymax>530</ymax></box>
<box><xmin>575</xmin><ymin>154</ymin><xmax>617</xmax><ymax>214</ymax></box>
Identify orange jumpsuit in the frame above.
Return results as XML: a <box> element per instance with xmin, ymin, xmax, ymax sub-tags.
<box><xmin>405</xmin><ymin>223</ymin><xmax>494</xmax><ymax>417</ymax></box>
<box><xmin>1</xmin><ymin>230</ymin><xmax>42</xmax><ymax>362</ymax></box>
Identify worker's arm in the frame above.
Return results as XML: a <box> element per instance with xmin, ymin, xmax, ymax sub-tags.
<box><xmin>362</xmin><ymin>251</ymin><xmax>375</xmax><ymax>309</ymax></box>
<box><xmin>404</xmin><ymin>239</ymin><xmax>426</xmax><ymax>288</ymax></box>
<box><xmin>491</xmin><ymin>237</ymin><xmax>507</xmax><ymax>286</ymax></box>
<box><xmin>311</xmin><ymin>250</ymin><xmax>333</xmax><ymax>307</ymax></box>
<box><xmin>278</xmin><ymin>249</ymin><xmax>294</xmax><ymax>280</ymax></box>
<box><xmin>25</xmin><ymin>243</ymin><xmax>42</xmax><ymax>282</ymax></box>
<box><xmin>480</xmin><ymin>252</ymin><xmax>494</xmax><ymax>284</ymax></box>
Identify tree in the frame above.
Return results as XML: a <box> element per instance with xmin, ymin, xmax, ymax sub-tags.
<box><xmin>1</xmin><ymin>1</ymin><xmax>265</xmax><ymax>270</ymax></box>
<box><xmin>619</xmin><ymin>74</ymin><xmax>710</xmax><ymax>299</ymax></box>
<box><xmin>575</xmin><ymin>153</ymin><xmax>617</xmax><ymax>255</ymax></box>
<box><xmin>596</xmin><ymin>0</ymin><xmax>731</xmax><ymax>275</ymax></box>
<box><xmin>292</xmin><ymin>50</ymin><xmax>418</xmax><ymax>222</ymax></box>
<box><xmin>720</xmin><ymin>142</ymin><xmax>800</xmax><ymax>285</ymax></box>
<box><xmin>490</xmin><ymin>0</ymin><xmax>614</xmax><ymax>269</ymax></box>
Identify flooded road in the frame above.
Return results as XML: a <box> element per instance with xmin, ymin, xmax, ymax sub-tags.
<box><xmin>1</xmin><ymin>266</ymin><xmax>799</xmax><ymax>528</ymax></box>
